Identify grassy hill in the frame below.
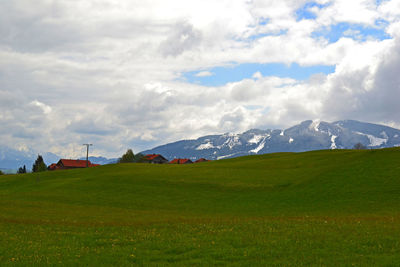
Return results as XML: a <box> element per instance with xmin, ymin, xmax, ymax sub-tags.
<box><xmin>1</xmin><ymin>148</ymin><xmax>400</xmax><ymax>265</ymax></box>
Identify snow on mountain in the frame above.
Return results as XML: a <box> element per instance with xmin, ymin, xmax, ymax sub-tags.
<box><xmin>196</xmin><ymin>141</ymin><xmax>215</xmax><ymax>150</ymax></box>
<box><xmin>248</xmin><ymin>134</ymin><xmax>266</xmax><ymax>144</ymax></box>
<box><xmin>2</xmin><ymin>120</ymin><xmax>399</xmax><ymax>168</ymax></box>
<box><xmin>221</xmin><ymin>133</ymin><xmax>242</xmax><ymax>149</ymax></box>
<box><xmin>309</xmin><ymin>119</ymin><xmax>321</xmax><ymax>132</ymax></box>
<box><xmin>141</xmin><ymin>120</ymin><xmax>400</xmax><ymax>160</ymax></box>
<box><xmin>249</xmin><ymin>137</ymin><xmax>267</xmax><ymax>154</ymax></box>
<box><xmin>354</xmin><ymin>132</ymin><xmax>387</xmax><ymax>147</ymax></box>
<box><xmin>330</xmin><ymin>135</ymin><xmax>338</xmax><ymax>149</ymax></box>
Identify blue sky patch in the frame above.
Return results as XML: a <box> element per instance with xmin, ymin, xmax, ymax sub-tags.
<box><xmin>182</xmin><ymin>63</ymin><xmax>335</xmax><ymax>86</ymax></box>
<box><xmin>296</xmin><ymin>2</ymin><xmax>329</xmax><ymax>21</ymax></box>
<box><xmin>312</xmin><ymin>22</ymin><xmax>391</xmax><ymax>43</ymax></box>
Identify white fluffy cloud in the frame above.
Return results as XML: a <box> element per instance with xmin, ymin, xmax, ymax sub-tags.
<box><xmin>0</xmin><ymin>0</ymin><xmax>399</xmax><ymax>158</ymax></box>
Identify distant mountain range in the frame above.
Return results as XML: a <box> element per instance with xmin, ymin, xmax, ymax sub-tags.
<box><xmin>141</xmin><ymin>120</ymin><xmax>400</xmax><ymax>160</ymax></box>
<box><xmin>0</xmin><ymin>148</ymin><xmax>117</xmax><ymax>172</ymax></box>
<box><xmin>0</xmin><ymin>147</ymin><xmax>59</xmax><ymax>172</ymax></box>
<box><xmin>1</xmin><ymin>120</ymin><xmax>400</xmax><ymax>171</ymax></box>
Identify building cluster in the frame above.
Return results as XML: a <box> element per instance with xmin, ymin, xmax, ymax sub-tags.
<box><xmin>47</xmin><ymin>154</ymin><xmax>209</xmax><ymax>171</ymax></box>
<box><xmin>143</xmin><ymin>154</ymin><xmax>209</xmax><ymax>164</ymax></box>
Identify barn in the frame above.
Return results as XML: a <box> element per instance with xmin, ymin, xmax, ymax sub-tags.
<box><xmin>48</xmin><ymin>159</ymin><xmax>100</xmax><ymax>170</ymax></box>
<box><xmin>143</xmin><ymin>154</ymin><xmax>169</xmax><ymax>164</ymax></box>
<box><xmin>194</xmin><ymin>158</ymin><xmax>209</xmax><ymax>163</ymax></box>
<box><xmin>170</xmin><ymin>158</ymin><xmax>193</xmax><ymax>164</ymax></box>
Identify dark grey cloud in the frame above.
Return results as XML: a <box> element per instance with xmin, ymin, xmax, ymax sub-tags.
<box><xmin>368</xmin><ymin>40</ymin><xmax>400</xmax><ymax>121</ymax></box>
<box><xmin>0</xmin><ymin>90</ymin><xmax>51</xmax><ymax>148</ymax></box>
<box><xmin>322</xmin><ymin>38</ymin><xmax>400</xmax><ymax>125</ymax></box>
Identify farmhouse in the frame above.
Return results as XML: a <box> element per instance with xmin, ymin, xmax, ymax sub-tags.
<box><xmin>170</xmin><ymin>158</ymin><xmax>193</xmax><ymax>164</ymax></box>
<box><xmin>48</xmin><ymin>159</ymin><xmax>100</xmax><ymax>170</ymax></box>
<box><xmin>194</xmin><ymin>158</ymin><xmax>209</xmax><ymax>163</ymax></box>
<box><xmin>48</xmin><ymin>163</ymin><xmax>59</xmax><ymax>171</ymax></box>
<box><xmin>143</xmin><ymin>154</ymin><xmax>169</xmax><ymax>164</ymax></box>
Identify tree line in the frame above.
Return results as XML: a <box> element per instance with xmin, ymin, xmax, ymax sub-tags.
<box><xmin>118</xmin><ymin>149</ymin><xmax>145</xmax><ymax>163</ymax></box>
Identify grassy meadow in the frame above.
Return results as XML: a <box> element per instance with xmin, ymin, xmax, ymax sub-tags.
<box><xmin>1</xmin><ymin>148</ymin><xmax>400</xmax><ymax>265</ymax></box>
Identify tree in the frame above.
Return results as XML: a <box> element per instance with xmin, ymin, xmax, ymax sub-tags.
<box><xmin>353</xmin><ymin>143</ymin><xmax>367</xmax><ymax>150</ymax></box>
<box><xmin>119</xmin><ymin>149</ymin><xmax>135</xmax><ymax>163</ymax></box>
<box><xmin>17</xmin><ymin>165</ymin><xmax>27</xmax><ymax>174</ymax></box>
<box><xmin>32</xmin><ymin>155</ymin><xmax>47</xmax><ymax>172</ymax></box>
<box><xmin>134</xmin><ymin>153</ymin><xmax>145</xmax><ymax>163</ymax></box>
<box><xmin>0</xmin><ymin>170</ymin><xmax>4</xmax><ymax>175</ymax></box>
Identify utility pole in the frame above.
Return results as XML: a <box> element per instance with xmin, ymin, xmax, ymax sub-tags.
<box><xmin>82</xmin><ymin>144</ymin><xmax>93</xmax><ymax>167</ymax></box>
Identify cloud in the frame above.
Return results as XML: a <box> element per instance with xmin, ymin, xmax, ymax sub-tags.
<box><xmin>159</xmin><ymin>20</ymin><xmax>202</xmax><ymax>57</ymax></box>
<box><xmin>195</xmin><ymin>71</ymin><xmax>214</xmax><ymax>77</ymax></box>
<box><xmin>30</xmin><ymin>100</ymin><xmax>52</xmax><ymax>114</ymax></box>
<box><xmin>218</xmin><ymin>107</ymin><xmax>247</xmax><ymax>132</ymax></box>
<box><xmin>67</xmin><ymin>118</ymin><xmax>118</xmax><ymax>136</ymax></box>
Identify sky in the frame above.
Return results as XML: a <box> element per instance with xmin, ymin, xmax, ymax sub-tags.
<box><xmin>1</xmin><ymin>0</ymin><xmax>400</xmax><ymax>158</ymax></box>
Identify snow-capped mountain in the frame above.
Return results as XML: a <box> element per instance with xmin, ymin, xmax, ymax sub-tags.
<box><xmin>1</xmin><ymin>120</ymin><xmax>399</xmax><ymax>170</ymax></box>
<box><xmin>141</xmin><ymin>120</ymin><xmax>400</xmax><ymax>160</ymax></box>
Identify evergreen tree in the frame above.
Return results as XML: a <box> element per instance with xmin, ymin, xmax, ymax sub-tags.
<box><xmin>32</xmin><ymin>155</ymin><xmax>47</xmax><ymax>172</ymax></box>
<box><xmin>17</xmin><ymin>165</ymin><xmax>27</xmax><ymax>174</ymax></box>
<box><xmin>0</xmin><ymin>170</ymin><xmax>4</xmax><ymax>175</ymax></box>
<box><xmin>134</xmin><ymin>153</ymin><xmax>145</xmax><ymax>163</ymax></box>
<box><xmin>119</xmin><ymin>149</ymin><xmax>135</xmax><ymax>163</ymax></box>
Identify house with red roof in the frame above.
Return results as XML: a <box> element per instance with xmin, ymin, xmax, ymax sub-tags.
<box><xmin>143</xmin><ymin>154</ymin><xmax>169</xmax><ymax>164</ymax></box>
<box><xmin>194</xmin><ymin>158</ymin><xmax>209</xmax><ymax>163</ymax></box>
<box><xmin>48</xmin><ymin>163</ymin><xmax>59</xmax><ymax>171</ymax></box>
<box><xmin>170</xmin><ymin>158</ymin><xmax>193</xmax><ymax>164</ymax></box>
<box><xmin>48</xmin><ymin>159</ymin><xmax>100</xmax><ymax>170</ymax></box>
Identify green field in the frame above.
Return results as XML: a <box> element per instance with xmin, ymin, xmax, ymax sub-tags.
<box><xmin>1</xmin><ymin>149</ymin><xmax>400</xmax><ymax>266</ymax></box>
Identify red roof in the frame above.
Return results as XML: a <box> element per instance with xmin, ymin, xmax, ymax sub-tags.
<box><xmin>144</xmin><ymin>154</ymin><xmax>161</xmax><ymax>160</ymax></box>
<box><xmin>170</xmin><ymin>158</ymin><xmax>193</xmax><ymax>164</ymax></box>
<box><xmin>195</xmin><ymin>158</ymin><xmax>209</xmax><ymax>163</ymax></box>
<box><xmin>57</xmin><ymin>159</ymin><xmax>98</xmax><ymax>168</ymax></box>
<box><xmin>48</xmin><ymin>163</ymin><xmax>59</xmax><ymax>170</ymax></box>
<box><xmin>59</xmin><ymin>159</ymin><xmax>89</xmax><ymax>168</ymax></box>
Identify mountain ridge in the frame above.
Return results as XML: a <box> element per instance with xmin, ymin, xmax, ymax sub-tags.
<box><xmin>141</xmin><ymin>119</ymin><xmax>400</xmax><ymax>160</ymax></box>
<box><xmin>1</xmin><ymin>119</ymin><xmax>399</xmax><ymax>169</ymax></box>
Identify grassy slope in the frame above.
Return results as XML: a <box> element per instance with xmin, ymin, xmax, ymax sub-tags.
<box><xmin>0</xmin><ymin>148</ymin><xmax>400</xmax><ymax>265</ymax></box>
